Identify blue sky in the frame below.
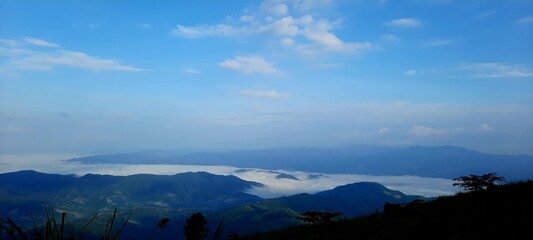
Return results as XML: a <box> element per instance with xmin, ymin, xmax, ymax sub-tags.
<box><xmin>1</xmin><ymin>0</ymin><xmax>532</xmax><ymax>155</ymax></box>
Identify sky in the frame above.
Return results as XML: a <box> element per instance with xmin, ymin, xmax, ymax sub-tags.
<box><xmin>1</xmin><ymin>0</ymin><xmax>532</xmax><ymax>155</ymax></box>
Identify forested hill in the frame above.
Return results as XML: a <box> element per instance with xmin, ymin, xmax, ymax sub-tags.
<box><xmin>0</xmin><ymin>170</ymin><xmax>262</xmax><ymax>216</ymax></box>
<box><xmin>240</xmin><ymin>180</ymin><xmax>533</xmax><ymax>240</ymax></box>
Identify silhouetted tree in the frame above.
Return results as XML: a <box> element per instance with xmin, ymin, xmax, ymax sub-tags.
<box><xmin>453</xmin><ymin>173</ymin><xmax>505</xmax><ymax>192</ymax></box>
<box><xmin>151</xmin><ymin>217</ymin><xmax>170</xmax><ymax>239</ymax></box>
<box><xmin>184</xmin><ymin>212</ymin><xmax>209</xmax><ymax>240</ymax></box>
<box><xmin>297</xmin><ymin>211</ymin><xmax>342</xmax><ymax>225</ymax></box>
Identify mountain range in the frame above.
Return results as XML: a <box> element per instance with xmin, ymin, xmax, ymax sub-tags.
<box><xmin>0</xmin><ymin>170</ymin><xmax>423</xmax><ymax>239</ymax></box>
<box><xmin>67</xmin><ymin>145</ymin><xmax>533</xmax><ymax>180</ymax></box>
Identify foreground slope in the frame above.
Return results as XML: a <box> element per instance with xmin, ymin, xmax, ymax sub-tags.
<box><xmin>213</xmin><ymin>182</ymin><xmax>423</xmax><ymax>234</ymax></box>
<box><xmin>241</xmin><ymin>180</ymin><xmax>533</xmax><ymax>240</ymax></box>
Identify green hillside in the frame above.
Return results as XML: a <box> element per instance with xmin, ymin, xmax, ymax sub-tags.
<box><xmin>239</xmin><ymin>180</ymin><xmax>533</xmax><ymax>240</ymax></box>
<box><xmin>212</xmin><ymin>182</ymin><xmax>423</xmax><ymax>234</ymax></box>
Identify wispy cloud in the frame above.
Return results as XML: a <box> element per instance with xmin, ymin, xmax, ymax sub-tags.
<box><xmin>480</xmin><ymin>123</ymin><xmax>494</xmax><ymax>131</ymax></box>
<box><xmin>183</xmin><ymin>68</ymin><xmax>201</xmax><ymax>74</ymax></box>
<box><xmin>423</xmin><ymin>39</ymin><xmax>455</xmax><ymax>47</ymax></box>
<box><xmin>460</xmin><ymin>63</ymin><xmax>533</xmax><ymax>78</ymax></box>
<box><xmin>474</xmin><ymin>10</ymin><xmax>495</xmax><ymax>20</ymax></box>
<box><xmin>219</xmin><ymin>55</ymin><xmax>281</xmax><ymax>75</ymax></box>
<box><xmin>380</xmin><ymin>34</ymin><xmax>400</xmax><ymax>42</ymax></box>
<box><xmin>378</xmin><ymin>126</ymin><xmax>390</xmax><ymax>134</ymax></box>
<box><xmin>141</xmin><ymin>23</ymin><xmax>153</xmax><ymax>29</ymax></box>
<box><xmin>259</xmin><ymin>1</ymin><xmax>289</xmax><ymax>16</ymax></box>
<box><xmin>171</xmin><ymin>24</ymin><xmax>245</xmax><ymax>38</ymax></box>
<box><xmin>408</xmin><ymin>125</ymin><xmax>463</xmax><ymax>136</ymax></box>
<box><xmin>23</xmin><ymin>37</ymin><xmax>59</xmax><ymax>47</ymax></box>
<box><xmin>0</xmin><ymin>38</ymin><xmax>145</xmax><ymax>72</ymax></box>
<box><xmin>403</xmin><ymin>70</ymin><xmax>417</xmax><ymax>75</ymax></box>
<box><xmin>0</xmin><ymin>125</ymin><xmax>32</xmax><ymax>133</ymax></box>
<box><xmin>515</xmin><ymin>16</ymin><xmax>533</xmax><ymax>25</ymax></box>
<box><xmin>11</xmin><ymin>50</ymin><xmax>144</xmax><ymax>71</ymax></box>
<box><xmin>0</xmin><ymin>39</ymin><xmax>19</xmax><ymax>47</ymax></box>
<box><xmin>236</xmin><ymin>90</ymin><xmax>286</xmax><ymax>99</ymax></box>
<box><xmin>170</xmin><ymin>0</ymin><xmax>377</xmax><ymax>56</ymax></box>
<box><xmin>385</xmin><ymin>18</ymin><xmax>422</xmax><ymax>27</ymax></box>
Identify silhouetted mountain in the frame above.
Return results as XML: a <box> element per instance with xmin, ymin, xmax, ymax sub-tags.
<box><xmin>240</xmin><ymin>180</ymin><xmax>533</xmax><ymax>240</ymax></box>
<box><xmin>67</xmin><ymin>145</ymin><xmax>395</xmax><ymax>169</ymax></box>
<box><xmin>67</xmin><ymin>145</ymin><xmax>533</xmax><ymax>180</ymax></box>
<box><xmin>212</xmin><ymin>182</ymin><xmax>423</xmax><ymax>234</ymax></box>
<box><xmin>348</xmin><ymin>145</ymin><xmax>533</xmax><ymax>179</ymax></box>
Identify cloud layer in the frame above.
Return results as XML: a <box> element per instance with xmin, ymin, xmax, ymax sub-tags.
<box><xmin>0</xmin><ymin>154</ymin><xmax>457</xmax><ymax>198</ymax></box>
<box><xmin>0</xmin><ymin>38</ymin><xmax>144</xmax><ymax>72</ymax></box>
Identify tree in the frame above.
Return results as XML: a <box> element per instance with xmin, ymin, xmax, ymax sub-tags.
<box><xmin>184</xmin><ymin>212</ymin><xmax>209</xmax><ymax>240</ymax></box>
<box><xmin>297</xmin><ymin>211</ymin><xmax>342</xmax><ymax>225</ymax></box>
<box><xmin>453</xmin><ymin>173</ymin><xmax>505</xmax><ymax>192</ymax></box>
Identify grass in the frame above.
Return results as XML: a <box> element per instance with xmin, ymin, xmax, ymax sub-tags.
<box><xmin>0</xmin><ymin>207</ymin><xmax>129</xmax><ymax>240</ymax></box>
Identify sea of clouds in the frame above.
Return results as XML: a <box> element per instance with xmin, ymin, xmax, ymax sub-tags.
<box><xmin>0</xmin><ymin>154</ymin><xmax>458</xmax><ymax>198</ymax></box>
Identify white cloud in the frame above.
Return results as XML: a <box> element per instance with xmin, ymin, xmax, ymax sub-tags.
<box><xmin>8</xmin><ymin>50</ymin><xmax>144</xmax><ymax>72</ymax></box>
<box><xmin>170</xmin><ymin>24</ymin><xmax>245</xmax><ymax>38</ymax></box>
<box><xmin>1</xmin><ymin>38</ymin><xmax>144</xmax><ymax>72</ymax></box>
<box><xmin>515</xmin><ymin>16</ymin><xmax>533</xmax><ymax>25</ymax></box>
<box><xmin>183</xmin><ymin>68</ymin><xmax>201</xmax><ymax>74</ymax></box>
<box><xmin>385</xmin><ymin>18</ymin><xmax>422</xmax><ymax>27</ymax></box>
<box><xmin>408</xmin><ymin>125</ymin><xmax>463</xmax><ymax>136</ymax></box>
<box><xmin>141</xmin><ymin>23</ymin><xmax>153</xmax><ymax>29</ymax></box>
<box><xmin>480</xmin><ymin>123</ymin><xmax>494</xmax><ymax>131</ymax></box>
<box><xmin>260</xmin><ymin>1</ymin><xmax>289</xmax><ymax>16</ymax></box>
<box><xmin>423</xmin><ymin>39</ymin><xmax>455</xmax><ymax>47</ymax></box>
<box><xmin>23</xmin><ymin>37</ymin><xmax>59</xmax><ymax>47</ymax></box>
<box><xmin>237</xmin><ymin>90</ymin><xmax>286</xmax><ymax>99</ymax></box>
<box><xmin>460</xmin><ymin>63</ymin><xmax>533</xmax><ymax>78</ymax></box>
<box><xmin>170</xmin><ymin>1</ymin><xmax>377</xmax><ymax>56</ymax></box>
<box><xmin>380</xmin><ymin>34</ymin><xmax>400</xmax><ymax>42</ymax></box>
<box><xmin>378</xmin><ymin>126</ymin><xmax>390</xmax><ymax>134</ymax></box>
<box><xmin>281</xmin><ymin>37</ymin><xmax>295</xmax><ymax>46</ymax></box>
<box><xmin>0</xmin><ymin>39</ymin><xmax>19</xmax><ymax>47</ymax></box>
<box><xmin>408</xmin><ymin>125</ymin><xmax>434</xmax><ymax>136</ymax></box>
<box><xmin>292</xmin><ymin>0</ymin><xmax>336</xmax><ymax>13</ymax></box>
<box><xmin>239</xmin><ymin>15</ymin><xmax>254</xmax><ymax>22</ymax></box>
<box><xmin>219</xmin><ymin>55</ymin><xmax>281</xmax><ymax>75</ymax></box>
<box><xmin>269</xmin><ymin>16</ymin><xmax>299</xmax><ymax>36</ymax></box>
<box><xmin>411</xmin><ymin>0</ymin><xmax>455</xmax><ymax>5</ymax></box>
<box><xmin>474</xmin><ymin>10</ymin><xmax>495</xmax><ymax>20</ymax></box>
<box><xmin>403</xmin><ymin>70</ymin><xmax>416</xmax><ymax>75</ymax></box>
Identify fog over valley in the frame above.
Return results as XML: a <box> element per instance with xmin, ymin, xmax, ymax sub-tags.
<box><xmin>0</xmin><ymin>153</ymin><xmax>456</xmax><ymax>198</ymax></box>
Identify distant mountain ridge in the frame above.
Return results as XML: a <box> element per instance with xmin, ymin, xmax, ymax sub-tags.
<box><xmin>67</xmin><ymin>145</ymin><xmax>533</xmax><ymax>180</ymax></box>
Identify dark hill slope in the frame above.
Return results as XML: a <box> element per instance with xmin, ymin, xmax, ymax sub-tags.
<box><xmin>213</xmin><ymin>182</ymin><xmax>423</xmax><ymax>234</ymax></box>
<box><xmin>241</xmin><ymin>180</ymin><xmax>533</xmax><ymax>240</ymax></box>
